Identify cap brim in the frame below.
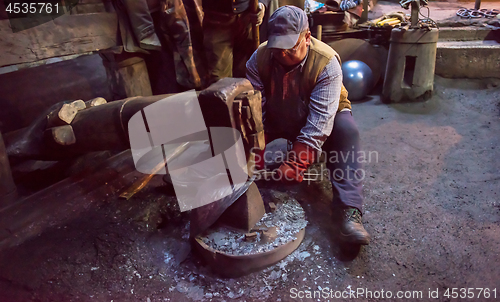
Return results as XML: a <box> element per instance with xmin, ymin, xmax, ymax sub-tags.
<box><xmin>267</xmin><ymin>33</ymin><xmax>300</xmax><ymax>49</ymax></box>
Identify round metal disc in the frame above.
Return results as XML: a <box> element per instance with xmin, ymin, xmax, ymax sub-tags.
<box><xmin>194</xmin><ymin>228</ymin><xmax>305</xmax><ymax>278</ymax></box>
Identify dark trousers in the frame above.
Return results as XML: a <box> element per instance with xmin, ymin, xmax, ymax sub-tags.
<box><xmin>265</xmin><ymin>110</ymin><xmax>364</xmax><ymax>213</ymax></box>
<box><xmin>323</xmin><ymin>111</ymin><xmax>364</xmax><ymax>213</ymax></box>
<box><xmin>202</xmin><ymin>11</ymin><xmax>255</xmax><ymax>85</ymax></box>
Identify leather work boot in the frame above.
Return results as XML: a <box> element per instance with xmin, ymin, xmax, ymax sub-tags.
<box><xmin>340</xmin><ymin>207</ymin><xmax>370</xmax><ymax>245</ymax></box>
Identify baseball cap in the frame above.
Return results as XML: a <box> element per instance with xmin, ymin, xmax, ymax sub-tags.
<box><xmin>267</xmin><ymin>6</ymin><xmax>309</xmax><ymax>49</ymax></box>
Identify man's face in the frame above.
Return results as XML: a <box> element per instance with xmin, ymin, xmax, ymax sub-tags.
<box><xmin>271</xmin><ymin>30</ymin><xmax>311</xmax><ymax>67</ymax></box>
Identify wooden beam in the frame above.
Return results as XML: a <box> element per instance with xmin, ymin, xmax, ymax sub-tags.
<box><xmin>0</xmin><ymin>12</ymin><xmax>117</xmax><ymax>67</ymax></box>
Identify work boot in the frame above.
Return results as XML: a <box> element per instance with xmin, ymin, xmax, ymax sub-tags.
<box><xmin>340</xmin><ymin>207</ymin><xmax>370</xmax><ymax>245</ymax></box>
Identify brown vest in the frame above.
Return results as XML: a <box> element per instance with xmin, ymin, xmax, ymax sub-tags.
<box><xmin>256</xmin><ymin>37</ymin><xmax>351</xmax><ymax>114</ymax></box>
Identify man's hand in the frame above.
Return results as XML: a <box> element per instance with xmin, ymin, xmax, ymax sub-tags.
<box><xmin>247</xmin><ymin>2</ymin><xmax>265</xmax><ymax>26</ymax></box>
<box><xmin>277</xmin><ymin>141</ymin><xmax>317</xmax><ymax>183</ymax></box>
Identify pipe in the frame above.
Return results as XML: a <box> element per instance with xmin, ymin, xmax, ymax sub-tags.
<box><xmin>411</xmin><ymin>0</ymin><xmax>420</xmax><ymax>28</ymax></box>
<box><xmin>360</xmin><ymin>0</ymin><xmax>369</xmax><ymax>24</ymax></box>
<box><xmin>474</xmin><ymin>0</ymin><xmax>481</xmax><ymax>10</ymax></box>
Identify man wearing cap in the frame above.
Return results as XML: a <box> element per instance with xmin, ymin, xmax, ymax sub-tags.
<box><xmin>246</xmin><ymin>5</ymin><xmax>370</xmax><ymax>245</ymax></box>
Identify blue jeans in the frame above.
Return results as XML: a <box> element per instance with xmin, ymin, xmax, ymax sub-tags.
<box><xmin>323</xmin><ymin>111</ymin><xmax>364</xmax><ymax>213</ymax></box>
<box><xmin>113</xmin><ymin>0</ymin><xmax>155</xmax><ymax>43</ymax></box>
<box><xmin>265</xmin><ymin>110</ymin><xmax>364</xmax><ymax>213</ymax></box>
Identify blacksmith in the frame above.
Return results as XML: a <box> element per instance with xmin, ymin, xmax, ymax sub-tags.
<box><xmin>246</xmin><ymin>5</ymin><xmax>370</xmax><ymax>245</ymax></box>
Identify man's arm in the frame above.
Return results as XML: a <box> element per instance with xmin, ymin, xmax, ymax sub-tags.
<box><xmin>246</xmin><ymin>50</ymin><xmax>267</xmax><ymax>123</ymax></box>
<box><xmin>297</xmin><ymin>58</ymin><xmax>343</xmax><ymax>151</ymax></box>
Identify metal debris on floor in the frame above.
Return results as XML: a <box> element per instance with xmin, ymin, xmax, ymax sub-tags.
<box><xmin>200</xmin><ymin>196</ymin><xmax>307</xmax><ymax>255</ymax></box>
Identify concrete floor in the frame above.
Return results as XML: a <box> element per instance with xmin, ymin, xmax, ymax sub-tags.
<box><xmin>0</xmin><ymin>75</ymin><xmax>499</xmax><ymax>301</ymax></box>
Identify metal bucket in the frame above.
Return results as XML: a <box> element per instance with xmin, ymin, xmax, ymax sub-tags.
<box><xmin>382</xmin><ymin>27</ymin><xmax>439</xmax><ymax>103</ymax></box>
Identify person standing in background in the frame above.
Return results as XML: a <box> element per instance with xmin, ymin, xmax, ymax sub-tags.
<box><xmin>202</xmin><ymin>0</ymin><xmax>270</xmax><ymax>85</ymax></box>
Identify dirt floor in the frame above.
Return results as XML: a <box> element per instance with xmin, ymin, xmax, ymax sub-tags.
<box><xmin>0</xmin><ymin>76</ymin><xmax>499</xmax><ymax>302</ymax></box>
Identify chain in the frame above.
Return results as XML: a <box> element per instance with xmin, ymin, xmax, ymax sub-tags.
<box><xmin>456</xmin><ymin>8</ymin><xmax>499</xmax><ymax>19</ymax></box>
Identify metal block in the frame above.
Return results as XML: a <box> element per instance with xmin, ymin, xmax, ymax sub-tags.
<box><xmin>218</xmin><ymin>182</ymin><xmax>265</xmax><ymax>233</ymax></box>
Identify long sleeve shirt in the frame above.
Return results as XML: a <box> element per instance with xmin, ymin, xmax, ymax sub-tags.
<box><xmin>246</xmin><ymin>47</ymin><xmax>343</xmax><ymax>151</ymax></box>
